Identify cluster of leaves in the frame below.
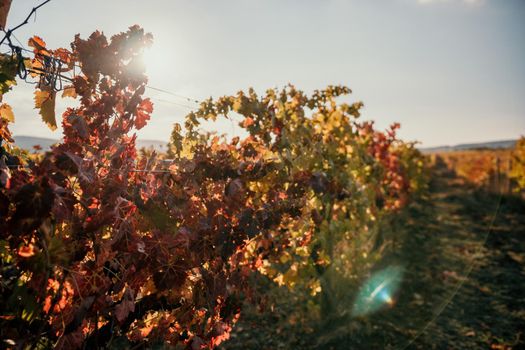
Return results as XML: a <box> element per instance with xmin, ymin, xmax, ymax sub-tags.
<box><xmin>433</xmin><ymin>151</ymin><xmax>504</xmax><ymax>186</ymax></box>
<box><xmin>0</xmin><ymin>27</ymin><xmax>313</xmax><ymax>349</ymax></box>
<box><xmin>0</xmin><ymin>50</ymin><xmax>18</xmax><ymax>142</ymax></box>
<box><xmin>1</xmin><ymin>26</ymin><xmax>427</xmax><ymax>350</ymax></box>
<box><xmin>170</xmin><ymin>85</ymin><xmax>428</xmax><ymax>327</ymax></box>
<box><xmin>431</xmin><ymin>146</ymin><xmax>525</xmax><ymax>195</ymax></box>
<box><xmin>0</xmin><ymin>26</ymin><xmax>225</xmax><ymax>349</ymax></box>
<box><xmin>510</xmin><ymin>137</ymin><xmax>525</xmax><ymax>192</ymax></box>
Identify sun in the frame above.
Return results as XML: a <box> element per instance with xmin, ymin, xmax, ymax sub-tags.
<box><xmin>142</xmin><ymin>42</ymin><xmax>177</xmax><ymax>83</ymax></box>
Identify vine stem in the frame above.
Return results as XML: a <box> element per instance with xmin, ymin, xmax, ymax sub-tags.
<box><xmin>0</xmin><ymin>0</ymin><xmax>52</xmax><ymax>46</ymax></box>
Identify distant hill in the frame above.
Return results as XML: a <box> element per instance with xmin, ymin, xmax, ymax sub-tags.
<box><xmin>420</xmin><ymin>139</ymin><xmax>517</xmax><ymax>154</ymax></box>
<box><xmin>13</xmin><ymin>136</ymin><xmax>58</xmax><ymax>150</ymax></box>
<box><xmin>12</xmin><ymin>136</ymin><xmax>168</xmax><ymax>152</ymax></box>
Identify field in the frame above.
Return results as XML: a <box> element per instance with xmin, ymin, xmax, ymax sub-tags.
<box><xmin>1</xmin><ymin>18</ymin><xmax>524</xmax><ymax>349</ymax></box>
<box><xmin>220</xmin><ymin>151</ymin><xmax>525</xmax><ymax>349</ymax></box>
<box><xmin>429</xmin><ymin>149</ymin><xmax>516</xmax><ymax>193</ymax></box>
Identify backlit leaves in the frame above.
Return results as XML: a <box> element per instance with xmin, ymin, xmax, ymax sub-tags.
<box><xmin>1</xmin><ymin>26</ymin><xmax>166</xmax><ymax>349</ymax></box>
<box><xmin>61</xmin><ymin>86</ymin><xmax>77</xmax><ymax>99</ymax></box>
<box><xmin>135</xmin><ymin>98</ymin><xmax>153</xmax><ymax>129</ymax></box>
<box><xmin>510</xmin><ymin>137</ymin><xmax>525</xmax><ymax>191</ymax></box>
<box><xmin>0</xmin><ymin>24</ymin><xmax>428</xmax><ymax>350</ymax></box>
<box><xmin>28</xmin><ymin>36</ymin><xmax>47</xmax><ymax>53</ymax></box>
<box><xmin>34</xmin><ymin>89</ymin><xmax>57</xmax><ymax>130</ymax></box>
<box><xmin>0</xmin><ymin>103</ymin><xmax>14</xmax><ymax>122</ymax></box>
<box><xmin>170</xmin><ymin>84</ymin><xmax>428</xmax><ymax>324</ymax></box>
<box><xmin>0</xmin><ymin>53</ymin><xmax>17</xmax><ymax>99</ymax></box>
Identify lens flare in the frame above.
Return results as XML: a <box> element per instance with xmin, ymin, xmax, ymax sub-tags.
<box><xmin>351</xmin><ymin>265</ymin><xmax>404</xmax><ymax>317</ymax></box>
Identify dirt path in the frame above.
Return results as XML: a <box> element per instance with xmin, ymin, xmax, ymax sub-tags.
<box><xmin>355</xmin><ymin>166</ymin><xmax>525</xmax><ymax>349</ymax></box>
<box><xmin>418</xmin><ymin>169</ymin><xmax>525</xmax><ymax>349</ymax></box>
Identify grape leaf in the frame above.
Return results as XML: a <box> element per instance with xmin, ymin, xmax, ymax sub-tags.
<box><xmin>0</xmin><ymin>103</ymin><xmax>14</xmax><ymax>122</ymax></box>
<box><xmin>34</xmin><ymin>90</ymin><xmax>57</xmax><ymax>130</ymax></box>
<box><xmin>115</xmin><ymin>298</ymin><xmax>135</xmax><ymax>323</ymax></box>
<box><xmin>62</xmin><ymin>86</ymin><xmax>77</xmax><ymax>99</ymax></box>
<box><xmin>134</xmin><ymin>98</ymin><xmax>153</xmax><ymax>130</ymax></box>
<box><xmin>28</xmin><ymin>36</ymin><xmax>47</xmax><ymax>53</ymax></box>
<box><xmin>0</xmin><ymin>54</ymin><xmax>17</xmax><ymax>99</ymax></box>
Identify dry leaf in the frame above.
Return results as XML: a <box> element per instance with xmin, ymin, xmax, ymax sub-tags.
<box><xmin>34</xmin><ymin>90</ymin><xmax>57</xmax><ymax>130</ymax></box>
<box><xmin>62</xmin><ymin>86</ymin><xmax>77</xmax><ymax>99</ymax></box>
<box><xmin>0</xmin><ymin>103</ymin><xmax>14</xmax><ymax>122</ymax></box>
<box><xmin>28</xmin><ymin>35</ymin><xmax>47</xmax><ymax>51</ymax></box>
<box><xmin>0</xmin><ymin>0</ymin><xmax>12</xmax><ymax>30</ymax></box>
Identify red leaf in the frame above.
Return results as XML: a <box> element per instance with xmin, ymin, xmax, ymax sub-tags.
<box><xmin>115</xmin><ymin>299</ymin><xmax>135</xmax><ymax>322</ymax></box>
<box><xmin>28</xmin><ymin>35</ymin><xmax>47</xmax><ymax>52</ymax></box>
<box><xmin>18</xmin><ymin>244</ymin><xmax>35</xmax><ymax>258</ymax></box>
<box><xmin>0</xmin><ymin>157</ymin><xmax>11</xmax><ymax>188</ymax></box>
<box><xmin>67</xmin><ymin>114</ymin><xmax>89</xmax><ymax>139</ymax></box>
<box><xmin>135</xmin><ymin>98</ymin><xmax>153</xmax><ymax>130</ymax></box>
<box><xmin>242</xmin><ymin>117</ymin><xmax>254</xmax><ymax>128</ymax></box>
<box><xmin>115</xmin><ymin>289</ymin><xmax>135</xmax><ymax>322</ymax></box>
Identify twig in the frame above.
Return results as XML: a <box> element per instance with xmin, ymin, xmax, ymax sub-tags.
<box><xmin>0</xmin><ymin>0</ymin><xmax>52</xmax><ymax>46</ymax></box>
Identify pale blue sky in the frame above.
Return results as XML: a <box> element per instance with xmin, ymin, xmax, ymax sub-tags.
<box><xmin>3</xmin><ymin>0</ymin><xmax>524</xmax><ymax>147</ymax></box>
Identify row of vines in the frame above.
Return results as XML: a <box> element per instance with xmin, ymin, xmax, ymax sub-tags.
<box><xmin>428</xmin><ymin>138</ymin><xmax>525</xmax><ymax>196</ymax></box>
<box><xmin>1</xmin><ymin>27</ymin><xmax>427</xmax><ymax>349</ymax></box>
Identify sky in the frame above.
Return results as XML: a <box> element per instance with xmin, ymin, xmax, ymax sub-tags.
<box><xmin>2</xmin><ymin>0</ymin><xmax>524</xmax><ymax>147</ymax></box>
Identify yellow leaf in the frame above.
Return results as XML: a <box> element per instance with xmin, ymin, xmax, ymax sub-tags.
<box><xmin>34</xmin><ymin>90</ymin><xmax>48</xmax><ymax>108</ymax></box>
<box><xmin>62</xmin><ymin>86</ymin><xmax>77</xmax><ymax>99</ymax></box>
<box><xmin>0</xmin><ymin>103</ymin><xmax>14</xmax><ymax>122</ymax></box>
<box><xmin>34</xmin><ymin>90</ymin><xmax>57</xmax><ymax>130</ymax></box>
